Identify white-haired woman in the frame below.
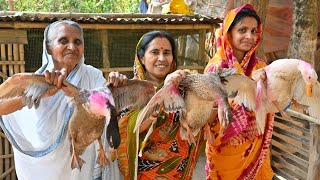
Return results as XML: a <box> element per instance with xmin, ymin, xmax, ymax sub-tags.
<box><xmin>0</xmin><ymin>20</ymin><xmax>122</xmax><ymax>180</ymax></box>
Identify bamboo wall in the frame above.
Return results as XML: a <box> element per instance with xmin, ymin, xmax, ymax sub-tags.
<box><xmin>271</xmin><ymin>110</ymin><xmax>319</xmax><ymax>180</ymax></box>
<box><xmin>0</xmin><ymin>29</ymin><xmax>26</xmax><ymax>179</ymax></box>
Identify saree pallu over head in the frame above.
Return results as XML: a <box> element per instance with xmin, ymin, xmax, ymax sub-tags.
<box><xmin>204</xmin><ymin>4</ymin><xmax>275</xmax><ymax>180</ymax></box>
<box><xmin>117</xmin><ymin>34</ymin><xmax>203</xmax><ymax>180</ymax></box>
<box><xmin>0</xmin><ymin>20</ymin><xmax>108</xmax><ymax>180</ymax></box>
<box><xmin>133</xmin><ymin>33</ymin><xmax>177</xmax><ymax>81</ymax></box>
<box><xmin>205</xmin><ymin>4</ymin><xmax>265</xmax><ymax>77</ymax></box>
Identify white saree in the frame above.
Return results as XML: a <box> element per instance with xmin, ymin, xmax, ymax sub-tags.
<box><xmin>0</xmin><ymin>22</ymin><xmax>121</xmax><ymax>180</ymax></box>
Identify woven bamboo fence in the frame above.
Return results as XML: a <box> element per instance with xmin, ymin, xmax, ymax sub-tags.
<box><xmin>0</xmin><ymin>29</ymin><xmax>27</xmax><ymax>180</ymax></box>
<box><xmin>272</xmin><ymin>109</ymin><xmax>320</xmax><ymax>180</ymax></box>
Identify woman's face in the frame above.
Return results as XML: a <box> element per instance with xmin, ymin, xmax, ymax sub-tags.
<box><xmin>228</xmin><ymin>16</ymin><xmax>258</xmax><ymax>54</ymax></box>
<box><xmin>141</xmin><ymin>37</ymin><xmax>174</xmax><ymax>80</ymax></box>
<box><xmin>47</xmin><ymin>24</ymin><xmax>84</xmax><ymax>73</ymax></box>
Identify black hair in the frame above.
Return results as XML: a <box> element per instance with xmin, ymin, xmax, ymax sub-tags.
<box><xmin>228</xmin><ymin>7</ymin><xmax>261</xmax><ymax>31</ymax></box>
<box><xmin>137</xmin><ymin>30</ymin><xmax>176</xmax><ymax>62</ymax></box>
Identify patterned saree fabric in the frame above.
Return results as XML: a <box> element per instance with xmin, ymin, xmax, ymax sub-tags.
<box><xmin>117</xmin><ymin>35</ymin><xmax>204</xmax><ymax>180</ymax></box>
<box><xmin>204</xmin><ymin>4</ymin><xmax>274</xmax><ymax>180</ymax></box>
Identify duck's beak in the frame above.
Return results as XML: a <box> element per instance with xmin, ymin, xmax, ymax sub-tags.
<box><xmin>306</xmin><ymin>83</ymin><xmax>312</xmax><ymax>97</ymax></box>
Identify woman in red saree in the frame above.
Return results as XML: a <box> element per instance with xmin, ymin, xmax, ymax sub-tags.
<box><xmin>204</xmin><ymin>4</ymin><xmax>274</xmax><ymax>180</ymax></box>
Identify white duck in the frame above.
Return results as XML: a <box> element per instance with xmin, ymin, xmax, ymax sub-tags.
<box><xmin>222</xmin><ymin>58</ymin><xmax>319</xmax><ymax>138</ymax></box>
<box><xmin>255</xmin><ymin>58</ymin><xmax>319</xmax><ymax>128</ymax></box>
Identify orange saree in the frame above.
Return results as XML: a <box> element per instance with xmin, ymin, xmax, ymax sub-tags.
<box><xmin>204</xmin><ymin>4</ymin><xmax>274</xmax><ymax>180</ymax></box>
<box><xmin>117</xmin><ymin>39</ymin><xmax>204</xmax><ymax>180</ymax></box>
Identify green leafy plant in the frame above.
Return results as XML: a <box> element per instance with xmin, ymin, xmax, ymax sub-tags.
<box><xmin>9</xmin><ymin>0</ymin><xmax>140</xmax><ymax>13</ymax></box>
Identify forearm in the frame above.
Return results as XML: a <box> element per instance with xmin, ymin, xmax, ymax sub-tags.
<box><xmin>0</xmin><ymin>97</ymin><xmax>25</xmax><ymax>115</ymax></box>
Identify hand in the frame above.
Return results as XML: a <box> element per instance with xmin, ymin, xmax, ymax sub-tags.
<box><xmin>164</xmin><ymin>69</ymin><xmax>187</xmax><ymax>87</ymax></box>
<box><xmin>252</xmin><ymin>68</ymin><xmax>266</xmax><ymax>82</ymax></box>
<box><xmin>61</xmin><ymin>81</ymin><xmax>79</xmax><ymax>97</ymax></box>
<box><xmin>108</xmin><ymin>72</ymin><xmax>128</xmax><ymax>87</ymax></box>
<box><xmin>43</xmin><ymin>68</ymin><xmax>67</xmax><ymax>97</ymax></box>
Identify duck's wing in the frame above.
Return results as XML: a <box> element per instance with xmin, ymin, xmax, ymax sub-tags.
<box><xmin>221</xmin><ymin>73</ymin><xmax>270</xmax><ymax>135</ymax></box>
<box><xmin>221</xmin><ymin>74</ymin><xmax>257</xmax><ymax>110</ymax></box>
<box><xmin>109</xmin><ymin>79</ymin><xmax>156</xmax><ymax>112</ymax></box>
<box><xmin>296</xmin><ymin>80</ymin><xmax>320</xmax><ymax>123</ymax></box>
<box><xmin>0</xmin><ymin>73</ymin><xmax>53</xmax><ymax>108</ymax></box>
<box><xmin>133</xmin><ymin>82</ymin><xmax>185</xmax><ymax>133</ymax></box>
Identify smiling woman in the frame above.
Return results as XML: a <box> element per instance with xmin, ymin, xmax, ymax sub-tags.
<box><xmin>46</xmin><ymin>22</ymin><xmax>84</xmax><ymax>74</ymax></box>
<box><xmin>109</xmin><ymin>31</ymin><xmax>204</xmax><ymax>180</ymax></box>
<box><xmin>228</xmin><ymin>15</ymin><xmax>259</xmax><ymax>63</ymax></box>
<box><xmin>0</xmin><ymin>20</ymin><xmax>120</xmax><ymax>180</ymax></box>
<box><xmin>204</xmin><ymin>4</ymin><xmax>275</xmax><ymax>180</ymax></box>
<box><xmin>136</xmin><ymin>31</ymin><xmax>176</xmax><ymax>86</ymax></box>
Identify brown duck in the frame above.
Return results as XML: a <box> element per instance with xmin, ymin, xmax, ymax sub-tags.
<box><xmin>134</xmin><ymin>68</ymin><xmax>236</xmax><ymax>151</ymax></box>
<box><xmin>0</xmin><ymin>73</ymin><xmax>156</xmax><ymax>170</ymax></box>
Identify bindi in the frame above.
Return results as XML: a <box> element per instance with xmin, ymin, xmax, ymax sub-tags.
<box><xmin>160</xmin><ymin>47</ymin><xmax>163</xmax><ymax>49</ymax></box>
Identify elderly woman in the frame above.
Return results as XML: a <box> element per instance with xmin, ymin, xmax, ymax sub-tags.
<box><xmin>0</xmin><ymin>20</ymin><xmax>121</xmax><ymax>180</ymax></box>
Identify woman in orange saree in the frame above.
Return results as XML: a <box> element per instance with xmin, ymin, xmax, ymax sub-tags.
<box><xmin>204</xmin><ymin>4</ymin><xmax>274</xmax><ymax>180</ymax></box>
<box><xmin>115</xmin><ymin>31</ymin><xmax>205</xmax><ymax>180</ymax></box>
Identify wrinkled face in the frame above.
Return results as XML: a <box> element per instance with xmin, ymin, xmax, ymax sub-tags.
<box><xmin>228</xmin><ymin>16</ymin><xmax>258</xmax><ymax>54</ymax></box>
<box><xmin>47</xmin><ymin>24</ymin><xmax>84</xmax><ymax>72</ymax></box>
<box><xmin>141</xmin><ymin>37</ymin><xmax>174</xmax><ymax>80</ymax></box>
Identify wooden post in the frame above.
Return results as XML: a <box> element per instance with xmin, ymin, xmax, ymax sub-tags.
<box><xmin>1</xmin><ymin>44</ymin><xmax>7</xmax><ymax>81</ymax></box>
<box><xmin>179</xmin><ymin>35</ymin><xmax>187</xmax><ymax>65</ymax></box>
<box><xmin>13</xmin><ymin>44</ymin><xmax>19</xmax><ymax>74</ymax></box>
<box><xmin>19</xmin><ymin>44</ymin><xmax>25</xmax><ymax>72</ymax></box>
<box><xmin>4</xmin><ymin>139</ymin><xmax>9</xmax><ymax>180</ymax></box>
<box><xmin>11</xmin><ymin>147</ymin><xmax>16</xmax><ymax>180</ymax></box>
<box><xmin>100</xmin><ymin>30</ymin><xmax>110</xmax><ymax>77</ymax></box>
<box><xmin>8</xmin><ymin>0</ymin><xmax>14</xmax><ymax>11</ymax></box>
<box><xmin>7</xmin><ymin>44</ymin><xmax>13</xmax><ymax>76</ymax></box>
<box><xmin>198</xmin><ymin>29</ymin><xmax>206</xmax><ymax>66</ymax></box>
<box><xmin>307</xmin><ymin>123</ymin><xmax>320</xmax><ymax>180</ymax></box>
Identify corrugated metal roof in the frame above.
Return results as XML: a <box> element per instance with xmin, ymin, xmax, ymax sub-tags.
<box><xmin>0</xmin><ymin>11</ymin><xmax>222</xmax><ymax>25</ymax></box>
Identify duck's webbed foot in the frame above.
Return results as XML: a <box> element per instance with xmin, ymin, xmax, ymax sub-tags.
<box><xmin>71</xmin><ymin>153</ymin><xmax>85</xmax><ymax>170</ymax></box>
<box><xmin>272</xmin><ymin>100</ymin><xmax>294</xmax><ymax>121</ymax></box>
<box><xmin>180</xmin><ymin>118</ymin><xmax>196</xmax><ymax>145</ymax></box>
<box><xmin>97</xmin><ymin>137</ymin><xmax>110</xmax><ymax>166</ymax></box>
<box><xmin>203</xmin><ymin>122</ymin><xmax>214</xmax><ymax>144</ymax></box>
<box><xmin>108</xmin><ymin>148</ymin><xmax>117</xmax><ymax>162</ymax></box>
<box><xmin>291</xmin><ymin>98</ymin><xmax>309</xmax><ymax>109</ymax></box>
<box><xmin>70</xmin><ymin>138</ymin><xmax>85</xmax><ymax>170</ymax></box>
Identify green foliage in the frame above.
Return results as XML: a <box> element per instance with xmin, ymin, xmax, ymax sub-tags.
<box><xmin>0</xmin><ymin>0</ymin><xmax>8</xmax><ymax>10</ymax></box>
<box><xmin>8</xmin><ymin>0</ymin><xmax>140</xmax><ymax>13</ymax></box>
